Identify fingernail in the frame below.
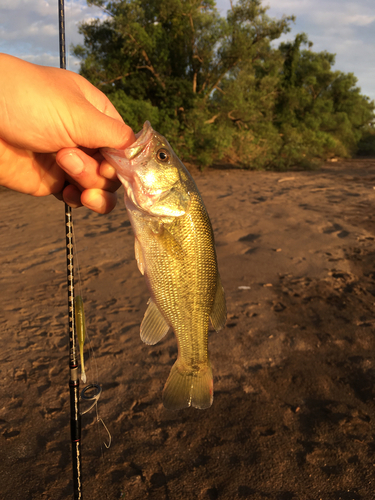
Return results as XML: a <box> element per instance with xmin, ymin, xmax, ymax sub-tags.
<box><xmin>61</xmin><ymin>153</ymin><xmax>84</xmax><ymax>175</ymax></box>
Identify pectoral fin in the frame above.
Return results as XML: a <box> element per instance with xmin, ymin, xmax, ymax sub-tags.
<box><xmin>210</xmin><ymin>275</ymin><xmax>227</xmax><ymax>332</ymax></box>
<box><xmin>152</xmin><ymin>223</ymin><xmax>185</xmax><ymax>260</ymax></box>
<box><xmin>159</xmin><ymin>227</ymin><xmax>185</xmax><ymax>259</ymax></box>
<box><xmin>140</xmin><ymin>298</ymin><xmax>170</xmax><ymax>345</ymax></box>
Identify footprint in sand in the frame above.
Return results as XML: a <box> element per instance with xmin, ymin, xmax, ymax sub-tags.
<box><xmin>238</xmin><ymin>233</ymin><xmax>261</xmax><ymax>254</ymax></box>
<box><xmin>322</xmin><ymin>223</ymin><xmax>350</xmax><ymax>238</ymax></box>
<box><xmin>3</xmin><ymin>429</ymin><xmax>20</xmax><ymax>439</ymax></box>
<box><xmin>238</xmin><ymin>233</ymin><xmax>261</xmax><ymax>243</ymax></box>
<box><xmin>251</xmin><ymin>196</ymin><xmax>267</xmax><ymax>204</ymax></box>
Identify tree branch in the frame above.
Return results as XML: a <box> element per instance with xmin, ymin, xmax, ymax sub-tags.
<box><xmin>204</xmin><ymin>114</ymin><xmax>219</xmax><ymax>124</ymax></box>
<box><xmin>214</xmin><ymin>85</ymin><xmax>226</xmax><ymax>95</ymax></box>
<box><xmin>193</xmin><ymin>72</ymin><xmax>198</xmax><ymax>94</ymax></box>
<box><xmin>98</xmin><ymin>75</ymin><xmax>128</xmax><ymax>86</ymax></box>
<box><xmin>126</xmin><ymin>33</ymin><xmax>166</xmax><ymax>89</ymax></box>
<box><xmin>139</xmin><ymin>49</ymin><xmax>166</xmax><ymax>89</ymax></box>
<box><xmin>202</xmin><ymin>59</ymin><xmax>240</xmax><ymax>99</ymax></box>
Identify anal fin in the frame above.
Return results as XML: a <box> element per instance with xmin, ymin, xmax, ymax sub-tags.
<box><xmin>140</xmin><ymin>298</ymin><xmax>170</xmax><ymax>345</ymax></box>
<box><xmin>210</xmin><ymin>274</ymin><xmax>227</xmax><ymax>332</ymax></box>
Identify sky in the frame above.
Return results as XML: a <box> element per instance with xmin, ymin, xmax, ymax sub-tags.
<box><xmin>1</xmin><ymin>0</ymin><xmax>374</xmax><ymax>101</ymax></box>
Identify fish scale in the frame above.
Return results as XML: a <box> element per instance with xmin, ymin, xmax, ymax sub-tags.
<box><xmin>102</xmin><ymin>121</ymin><xmax>226</xmax><ymax>410</ymax></box>
<box><xmin>139</xmin><ymin>191</ymin><xmax>215</xmax><ymax>366</ymax></box>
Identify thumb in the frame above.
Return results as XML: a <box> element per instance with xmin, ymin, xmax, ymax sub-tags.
<box><xmin>71</xmin><ymin>99</ymin><xmax>136</xmax><ymax>150</ymax></box>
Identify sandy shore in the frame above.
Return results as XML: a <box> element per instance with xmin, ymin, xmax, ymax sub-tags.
<box><xmin>1</xmin><ymin>159</ymin><xmax>375</xmax><ymax>500</ymax></box>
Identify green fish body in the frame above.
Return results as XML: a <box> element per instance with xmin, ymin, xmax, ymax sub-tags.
<box><xmin>102</xmin><ymin>121</ymin><xmax>226</xmax><ymax>409</ymax></box>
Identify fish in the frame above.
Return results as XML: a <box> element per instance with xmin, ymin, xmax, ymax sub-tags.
<box><xmin>101</xmin><ymin>121</ymin><xmax>226</xmax><ymax>410</ymax></box>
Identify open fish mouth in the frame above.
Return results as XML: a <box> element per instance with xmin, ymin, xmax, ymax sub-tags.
<box><xmin>101</xmin><ymin>134</ymin><xmax>174</xmax><ymax>214</ymax></box>
<box><xmin>125</xmin><ymin>121</ymin><xmax>154</xmax><ymax>160</ymax></box>
<box><xmin>101</xmin><ymin>121</ymin><xmax>188</xmax><ymax>217</ymax></box>
<box><xmin>101</xmin><ymin>121</ymin><xmax>154</xmax><ymax>171</ymax></box>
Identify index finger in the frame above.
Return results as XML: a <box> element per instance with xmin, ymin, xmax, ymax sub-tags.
<box><xmin>56</xmin><ymin>147</ymin><xmax>121</xmax><ymax>192</ymax></box>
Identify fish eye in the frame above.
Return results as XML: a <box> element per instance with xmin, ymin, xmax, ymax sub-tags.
<box><xmin>156</xmin><ymin>148</ymin><xmax>170</xmax><ymax>162</ymax></box>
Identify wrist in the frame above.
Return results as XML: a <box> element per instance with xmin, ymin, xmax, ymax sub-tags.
<box><xmin>0</xmin><ymin>138</ymin><xmax>31</xmax><ymax>192</ymax></box>
<box><xmin>0</xmin><ymin>138</ymin><xmax>13</xmax><ymax>187</ymax></box>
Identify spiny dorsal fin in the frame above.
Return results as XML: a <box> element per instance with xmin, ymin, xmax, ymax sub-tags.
<box><xmin>210</xmin><ymin>275</ymin><xmax>227</xmax><ymax>332</ymax></box>
<box><xmin>140</xmin><ymin>298</ymin><xmax>170</xmax><ymax>345</ymax></box>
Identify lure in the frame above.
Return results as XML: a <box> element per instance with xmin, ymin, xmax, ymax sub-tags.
<box><xmin>74</xmin><ymin>295</ymin><xmax>86</xmax><ymax>383</ymax></box>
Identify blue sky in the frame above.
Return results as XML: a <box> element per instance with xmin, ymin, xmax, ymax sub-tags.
<box><xmin>1</xmin><ymin>0</ymin><xmax>374</xmax><ymax>101</ymax></box>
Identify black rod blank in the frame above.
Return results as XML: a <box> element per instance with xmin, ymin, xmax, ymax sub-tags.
<box><xmin>58</xmin><ymin>1</ymin><xmax>82</xmax><ymax>498</ymax></box>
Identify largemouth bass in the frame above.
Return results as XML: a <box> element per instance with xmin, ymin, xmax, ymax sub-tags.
<box><xmin>102</xmin><ymin>121</ymin><xmax>226</xmax><ymax>410</ymax></box>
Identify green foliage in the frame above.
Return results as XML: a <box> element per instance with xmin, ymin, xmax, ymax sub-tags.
<box><xmin>73</xmin><ymin>0</ymin><xmax>375</xmax><ymax>169</ymax></box>
<box><xmin>357</xmin><ymin>126</ymin><xmax>375</xmax><ymax>156</ymax></box>
<box><xmin>107</xmin><ymin>90</ymin><xmax>159</xmax><ymax>131</ymax></box>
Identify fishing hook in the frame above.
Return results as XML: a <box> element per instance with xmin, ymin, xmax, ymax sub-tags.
<box><xmin>81</xmin><ymin>384</ymin><xmax>112</xmax><ymax>449</ymax></box>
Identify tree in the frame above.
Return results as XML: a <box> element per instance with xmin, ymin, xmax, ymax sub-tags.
<box><xmin>73</xmin><ymin>0</ymin><xmax>292</xmax><ymax>163</ymax></box>
<box><xmin>73</xmin><ymin>0</ymin><xmax>374</xmax><ymax>169</ymax></box>
<box><xmin>272</xmin><ymin>36</ymin><xmax>375</xmax><ymax>167</ymax></box>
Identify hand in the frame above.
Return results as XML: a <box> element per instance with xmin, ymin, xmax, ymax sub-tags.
<box><xmin>0</xmin><ymin>53</ymin><xmax>136</xmax><ymax>213</ymax></box>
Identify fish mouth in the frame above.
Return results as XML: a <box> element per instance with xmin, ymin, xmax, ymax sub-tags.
<box><xmin>102</xmin><ymin>121</ymin><xmax>186</xmax><ymax>217</ymax></box>
<box><xmin>124</xmin><ymin>121</ymin><xmax>154</xmax><ymax>161</ymax></box>
<box><xmin>101</xmin><ymin>121</ymin><xmax>154</xmax><ymax>182</ymax></box>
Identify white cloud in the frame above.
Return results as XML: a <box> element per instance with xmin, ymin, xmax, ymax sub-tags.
<box><xmin>0</xmin><ymin>0</ymin><xmax>105</xmax><ymax>70</ymax></box>
<box><xmin>263</xmin><ymin>0</ymin><xmax>375</xmax><ymax>101</ymax></box>
<box><xmin>1</xmin><ymin>0</ymin><xmax>374</xmax><ymax>101</ymax></box>
<box><xmin>27</xmin><ymin>22</ymin><xmax>58</xmax><ymax>37</ymax></box>
<box><xmin>346</xmin><ymin>14</ymin><xmax>375</xmax><ymax>26</ymax></box>
<box><xmin>19</xmin><ymin>52</ymin><xmax>60</xmax><ymax>66</ymax></box>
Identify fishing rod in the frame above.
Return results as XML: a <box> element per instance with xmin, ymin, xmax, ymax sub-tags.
<box><xmin>58</xmin><ymin>1</ymin><xmax>82</xmax><ymax>498</ymax></box>
<box><xmin>58</xmin><ymin>4</ymin><xmax>111</xmax><ymax>497</ymax></box>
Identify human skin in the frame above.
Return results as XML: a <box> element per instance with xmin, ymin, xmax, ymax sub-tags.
<box><xmin>0</xmin><ymin>53</ymin><xmax>136</xmax><ymax>214</ymax></box>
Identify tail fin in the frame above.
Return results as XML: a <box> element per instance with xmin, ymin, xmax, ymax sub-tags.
<box><xmin>162</xmin><ymin>359</ymin><xmax>213</xmax><ymax>410</ymax></box>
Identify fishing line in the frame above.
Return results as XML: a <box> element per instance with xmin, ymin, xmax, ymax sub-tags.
<box><xmin>71</xmin><ymin>223</ymin><xmax>112</xmax><ymax>450</ymax></box>
<box><xmin>71</xmin><ymin>228</ymin><xmax>113</xmax><ymax>500</ymax></box>
<box><xmin>81</xmin><ymin>384</ymin><xmax>112</xmax><ymax>449</ymax></box>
